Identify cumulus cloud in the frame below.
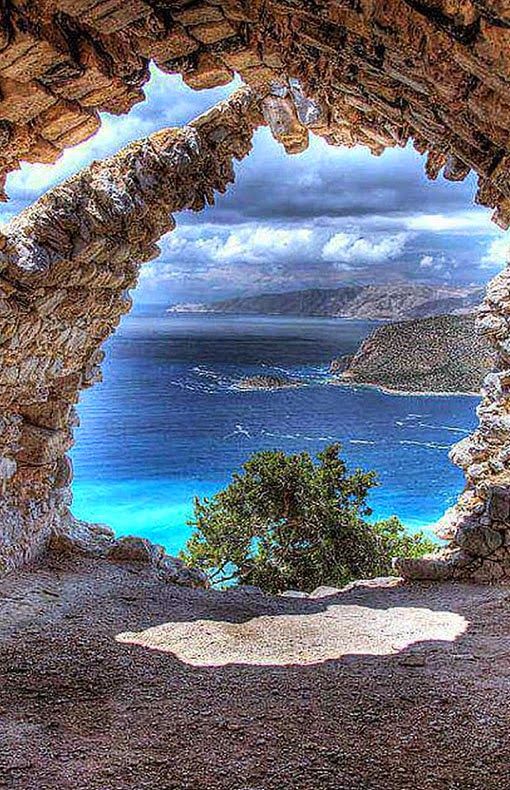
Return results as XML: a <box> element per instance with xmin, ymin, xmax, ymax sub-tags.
<box><xmin>205</xmin><ymin>226</ymin><xmax>314</xmax><ymax>263</ymax></box>
<box><xmin>419</xmin><ymin>253</ymin><xmax>449</xmax><ymax>272</ymax></box>
<box><xmin>322</xmin><ymin>230</ymin><xmax>409</xmax><ymax>264</ymax></box>
<box><xmin>481</xmin><ymin>237</ymin><xmax>510</xmax><ymax>268</ymax></box>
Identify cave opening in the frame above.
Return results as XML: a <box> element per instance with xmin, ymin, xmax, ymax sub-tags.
<box><xmin>0</xmin><ymin>1</ymin><xmax>510</xmax><ymax>584</ymax></box>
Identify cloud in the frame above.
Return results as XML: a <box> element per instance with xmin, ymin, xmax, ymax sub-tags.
<box><xmin>404</xmin><ymin>211</ymin><xmax>495</xmax><ymax>234</ymax></box>
<box><xmin>419</xmin><ymin>253</ymin><xmax>449</xmax><ymax>272</ymax></box>
<box><xmin>481</xmin><ymin>237</ymin><xmax>510</xmax><ymax>268</ymax></box>
<box><xmin>322</xmin><ymin>230</ymin><xmax>409</xmax><ymax>264</ymax></box>
<box><xmin>205</xmin><ymin>226</ymin><xmax>314</xmax><ymax>264</ymax></box>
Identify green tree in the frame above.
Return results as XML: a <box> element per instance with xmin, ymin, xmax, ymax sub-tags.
<box><xmin>181</xmin><ymin>444</ymin><xmax>435</xmax><ymax>593</ymax></box>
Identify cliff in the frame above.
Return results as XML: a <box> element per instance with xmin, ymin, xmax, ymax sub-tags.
<box><xmin>171</xmin><ymin>284</ymin><xmax>484</xmax><ymax>321</ymax></box>
<box><xmin>338</xmin><ymin>314</ymin><xmax>493</xmax><ymax>394</ymax></box>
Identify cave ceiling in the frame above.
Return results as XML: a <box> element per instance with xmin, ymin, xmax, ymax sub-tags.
<box><xmin>0</xmin><ymin>1</ymin><xmax>509</xmax><ymax>225</ymax></box>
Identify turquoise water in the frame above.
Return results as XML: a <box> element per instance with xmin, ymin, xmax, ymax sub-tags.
<box><xmin>70</xmin><ymin>308</ymin><xmax>478</xmax><ymax>553</ymax></box>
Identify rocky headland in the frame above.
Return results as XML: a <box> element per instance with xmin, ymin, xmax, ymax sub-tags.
<box><xmin>336</xmin><ymin>314</ymin><xmax>493</xmax><ymax>395</ymax></box>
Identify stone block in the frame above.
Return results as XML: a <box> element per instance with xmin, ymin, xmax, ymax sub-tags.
<box><xmin>220</xmin><ymin>48</ymin><xmax>262</xmax><ymax>72</ymax></box>
<box><xmin>394</xmin><ymin>548</ymin><xmax>474</xmax><ymax>581</ymax></box>
<box><xmin>222</xmin><ymin>0</ymin><xmax>257</xmax><ymax>21</ymax></box>
<box><xmin>77</xmin><ymin>0</ymin><xmax>150</xmax><ymax>34</ymax></box>
<box><xmin>427</xmin><ymin>0</ymin><xmax>478</xmax><ymax>25</ymax></box>
<box><xmin>261</xmin><ymin>94</ymin><xmax>309</xmax><ymax>154</ymax></box>
<box><xmin>39</xmin><ymin>102</ymin><xmax>100</xmax><ymax>149</ymax></box>
<box><xmin>52</xmin><ymin>0</ymin><xmax>103</xmax><ymax>13</ymax></box>
<box><xmin>108</xmin><ymin>535</ymin><xmax>163</xmax><ymax>563</ymax></box>
<box><xmin>470</xmin><ymin>559</ymin><xmax>508</xmax><ymax>583</ymax></box>
<box><xmin>22</xmin><ymin>401</ymin><xmax>73</xmax><ymax>431</ymax></box>
<box><xmin>53</xmin><ymin>455</ymin><xmax>74</xmax><ymax>488</ymax></box>
<box><xmin>488</xmin><ymin>485</ymin><xmax>510</xmax><ymax>523</ymax></box>
<box><xmin>174</xmin><ymin>4</ymin><xmax>226</xmax><ymax>26</ymax></box>
<box><xmin>50</xmin><ymin>516</ymin><xmax>116</xmax><ymax>557</ymax></box>
<box><xmin>490</xmin><ymin>154</ymin><xmax>510</xmax><ymax>201</ymax></box>
<box><xmin>137</xmin><ymin>28</ymin><xmax>199</xmax><ymax>62</ymax></box>
<box><xmin>183</xmin><ymin>52</ymin><xmax>234</xmax><ymax>90</ymax></box>
<box><xmin>455</xmin><ymin>522</ymin><xmax>503</xmax><ymax>556</ymax></box>
<box><xmin>0</xmin><ymin>29</ymin><xmax>70</xmax><ymax>83</ymax></box>
<box><xmin>476</xmin><ymin>20</ymin><xmax>510</xmax><ymax>81</ymax></box>
<box><xmin>18</xmin><ymin>423</ymin><xmax>72</xmax><ymax>466</ymax></box>
<box><xmin>190</xmin><ymin>20</ymin><xmax>238</xmax><ymax>44</ymax></box>
<box><xmin>158</xmin><ymin>554</ymin><xmax>209</xmax><ymax>588</ymax></box>
<box><xmin>0</xmin><ymin>78</ymin><xmax>56</xmax><ymax>123</ymax></box>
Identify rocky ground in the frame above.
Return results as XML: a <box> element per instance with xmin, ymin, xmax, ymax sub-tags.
<box><xmin>1</xmin><ymin>556</ymin><xmax>510</xmax><ymax>789</ymax></box>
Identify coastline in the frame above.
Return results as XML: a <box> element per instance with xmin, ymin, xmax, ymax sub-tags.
<box><xmin>167</xmin><ymin>308</ymin><xmax>387</xmax><ymax>324</ymax></box>
<box><xmin>329</xmin><ymin>377</ymin><xmax>480</xmax><ymax>399</ymax></box>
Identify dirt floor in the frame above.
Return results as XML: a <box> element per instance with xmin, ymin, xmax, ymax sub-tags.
<box><xmin>1</xmin><ymin>556</ymin><xmax>510</xmax><ymax>790</ymax></box>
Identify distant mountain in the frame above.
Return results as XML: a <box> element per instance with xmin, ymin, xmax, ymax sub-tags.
<box><xmin>168</xmin><ymin>284</ymin><xmax>484</xmax><ymax>321</ymax></box>
<box><xmin>335</xmin><ymin>314</ymin><xmax>493</xmax><ymax>394</ymax></box>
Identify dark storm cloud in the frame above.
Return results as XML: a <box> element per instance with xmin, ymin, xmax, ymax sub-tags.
<box><xmin>194</xmin><ymin>128</ymin><xmax>486</xmax><ymax>227</ymax></box>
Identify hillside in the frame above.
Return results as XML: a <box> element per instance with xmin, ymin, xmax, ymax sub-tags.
<box><xmin>169</xmin><ymin>284</ymin><xmax>484</xmax><ymax>321</ymax></box>
<box><xmin>337</xmin><ymin>314</ymin><xmax>493</xmax><ymax>394</ymax></box>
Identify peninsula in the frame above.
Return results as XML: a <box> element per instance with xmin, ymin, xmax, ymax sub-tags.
<box><xmin>336</xmin><ymin>314</ymin><xmax>493</xmax><ymax>395</ymax></box>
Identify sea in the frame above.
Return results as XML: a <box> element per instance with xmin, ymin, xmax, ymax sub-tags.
<box><xmin>70</xmin><ymin>306</ymin><xmax>479</xmax><ymax>554</ymax></box>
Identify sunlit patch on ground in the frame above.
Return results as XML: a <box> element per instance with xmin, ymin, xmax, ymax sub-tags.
<box><xmin>116</xmin><ymin>601</ymin><xmax>467</xmax><ymax>666</ymax></box>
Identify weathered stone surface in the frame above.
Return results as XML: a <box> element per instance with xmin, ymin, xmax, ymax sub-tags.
<box><xmin>0</xmin><ymin>89</ymin><xmax>264</xmax><ymax>575</ymax></box>
<box><xmin>49</xmin><ymin>519</ymin><xmax>208</xmax><ymax>587</ymax></box>
<box><xmin>394</xmin><ymin>549</ymin><xmax>475</xmax><ymax>581</ymax></box>
<box><xmin>50</xmin><ymin>518</ymin><xmax>116</xmax><ymax>557</ymax></box>
<box><xmin>455</xmin><ymin>523</ymin><xmax>504</xmax><ymax>557</ymax></box>
<box><xmin>487</xmin><ymin>485</ymin><xmax>510</xmax><ymax>523</ymax></box>
<box><xmin>108</xmin><ymin>535</ymin><xmax>163</xmax><ymax>563</ymax></box>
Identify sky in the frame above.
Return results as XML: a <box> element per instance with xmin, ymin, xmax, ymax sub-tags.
<box><xmin>1</xmin><ymin>66</ymin><xmax>508</xmax><ymax>304</ymax></box>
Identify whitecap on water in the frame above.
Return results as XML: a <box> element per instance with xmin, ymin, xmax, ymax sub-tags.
<box><xmin>223</xmin><ymin>424</ymin><xmax>252</xmax><ymax>440</ymax></box>
<box><xmin>399</xmin><ymin>439</ymin><xmax>451</xmax><ymax>450</ymax></box>
<box><xmin>418</xmin><ymin>422</ymin><xmax>469</xmax><ymax>434</ymax></box>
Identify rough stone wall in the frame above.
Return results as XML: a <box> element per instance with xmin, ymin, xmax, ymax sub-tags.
<box><xmin>396</xmin><ymin>268</ymin><xmax>510</xmax><ymax>584</ymax></box>
<box><xmin>1</xmin><ymin>2</ymin><xmax>510</xmax><ymax>226</ymax></box>
<box><xmin>0</xmin><ymin>86</ymin><xmax>264</xmax><ymax>573</ymax></box>
<box><xmin>2</xmin><ymin>1</ymin><xmax>510</xmax><ymax>583</ymax></box>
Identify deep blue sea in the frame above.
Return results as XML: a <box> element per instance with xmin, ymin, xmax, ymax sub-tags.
<box><xmin>70</xmin><ymin>307</ymin><xmax>478</xmax><ymax>554</ymax></box>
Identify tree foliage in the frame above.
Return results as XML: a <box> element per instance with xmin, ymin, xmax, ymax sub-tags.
<box><xmin>181</xmin><ymin>444</ymin><xmax>435</xmax><ymax>593</ymax></box>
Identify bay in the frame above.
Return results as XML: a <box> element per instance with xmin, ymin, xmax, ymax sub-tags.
<box><xmin>71</xmin><ymin>308</ymin><xmax>478</xmax><ymax>554</ymax></box>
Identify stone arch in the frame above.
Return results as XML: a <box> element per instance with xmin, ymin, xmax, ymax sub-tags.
<box><xmin>0</xmin><ymin>88</ymin><xmax>265</xmax><ymax>573</ymax></box>
<box><xmin>1</xmin><ymin>1</ymin><xmax>510</xmax><ymax>582</ymax></box>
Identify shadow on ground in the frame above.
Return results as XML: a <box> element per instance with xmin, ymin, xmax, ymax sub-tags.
<box><xmin>0</xmin><ymin>555</ymin><xmax>509</xmax><ymax>790</ymax></box>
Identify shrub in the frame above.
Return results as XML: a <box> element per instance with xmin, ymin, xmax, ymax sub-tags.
<box><xmin>181</xmin><ymin>443</ymin><xmax>435</xmax><ymax>593</ymax></box>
